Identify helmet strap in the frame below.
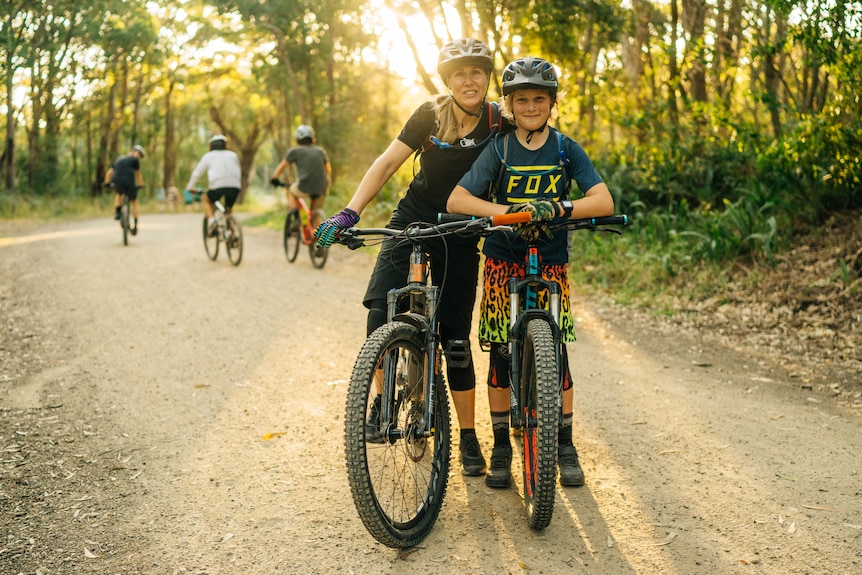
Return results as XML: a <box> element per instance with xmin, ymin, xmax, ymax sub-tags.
<box><xmin>524</xmin><ymin>122</ymin><xmax>548</xmax><ymax>144</ymax></box>
<box><xmin>451</xmin><ymin>96</ymin><xmax>483</xmax><ymax>127</ymax></box>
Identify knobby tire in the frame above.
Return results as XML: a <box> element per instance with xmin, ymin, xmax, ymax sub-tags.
<box><xmin>225</xmin><ymin>215</ymin><xmax>243</xmax><ymax>266</ymax></box>
<box><xmin>121</xmin><ymin>202</ymin><xmax>130</xmax><ymax>246</ymax></box>
<box><xmin>283</xmin><ymin>210</ymin><xmax>301</xmax><ymax>263</ymax></box>
<box><xmin>308</xmin><ymin>209</ymin><xmax>328</xmax><ymax>269</ymax></box>
<box><xmin>344</xmin><ymin>321</ymin><xmax>451</xmax><ymax>548</ymax></box>
<box><xmin>203</xmin><ymin>216</ymin><xmax>219</xmax><ymax>260</ymax></box>
<box><xmin>520</xmin><ymin>318</ymin><xmax>559</xmax><ymax>530</ymax></box>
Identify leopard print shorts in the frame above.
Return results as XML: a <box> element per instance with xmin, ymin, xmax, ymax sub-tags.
<box><xmin>478</xmin><ymin>256</ymin><xmax>576</xmax><ymax>344</ymax></box>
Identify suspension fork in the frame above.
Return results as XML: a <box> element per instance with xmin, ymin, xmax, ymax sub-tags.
<box><xmin>379</xmin><ymin>243</ymin><xmax>441</xmax><ymax>440</ymax></box>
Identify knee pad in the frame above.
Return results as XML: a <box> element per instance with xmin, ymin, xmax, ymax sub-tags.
<box><xmin>486</xmin><ymin>343</ymin><xmax>511</xmax><ymax>389</ymax></box>
<box><xmin>445</xmin><ymin>339</ymin><xmax>475</xmax><ymax>392</ymax></box>
<box><xmin>561</xmin><ymin>346</ymin><xmax>573</xmax><ymax>391</ymax></box>
<box><xmin>443</xmin><ymin>339</ymin><xmax>471</xmax><ymax>369</ymax></box>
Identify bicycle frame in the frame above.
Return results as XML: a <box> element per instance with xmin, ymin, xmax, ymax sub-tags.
<box><xmin>294</xmin><ymin>196</ymin><xmax>315</xmax><ymax>245</ymax></box>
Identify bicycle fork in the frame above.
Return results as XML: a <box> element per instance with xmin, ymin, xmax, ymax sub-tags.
<box><xmin>377</xmin><ymin>248</ymin><xmax>441</xmax><ymax>444</ymax></box>
<box><xmin>508</xmin><ymin>246</ymin><xmax>564</xmax><ymax>429</ymax></box>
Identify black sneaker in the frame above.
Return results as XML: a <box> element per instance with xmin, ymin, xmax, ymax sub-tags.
<box><xmin>364</xmin><ymin>396</ymin><xmax>384</xmax><ymax>444</ymax></box>
<box><xmin>114</xmin><ymin>211</ymin><xmax>121</xmax><ymax>221</ymax></box>
<box><xmin>485</xmin><ymin>445</ymin><xmax>512</xmax><ymax>488</ymax></box>
<box><xmin>558</xmin><ymin>445</ymin><xmax>585</xmax><ymax>486</ymax></box>
<box><xmin>130</xmin><ymin>226</ymin><xmax>138</xmax><ymax>236</ymax></box>
<box><xmin>460</xmin><ymin>434</ymin><xmax>486</xmax><ymax>476</ymax></box>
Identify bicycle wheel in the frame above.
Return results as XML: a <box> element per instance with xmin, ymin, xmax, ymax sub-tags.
<box><xmin>203</xmin><ymin>216</ymin><xmax>219</xmax><ymax>260</ymax></box>
<box><xmin>283</xmin><ymin>210</ymin><xmax>301</xmax><ymax>262</ymax></box>
<box><xmin>520</xmin><ymin>318</ymin><xmax>559</xmax><ymax>530</ymax></box>
<box><xmin>225</xmin><ymin>215</ymin><xmax>243</xmax><ymax>266</ymax></box>
<box><xmin>308</xmin><ymin>209</ymin><xmax>328</xmax><ymax>269</ymax></box>
<box><xmin>345</xmin><ymin>321</ymin><xmax>451</xmax><ymax>548</ymax></box>
<box><xmin>121</xmin><ymin>202</ymin><xmax>130</xmax><ymax>246</ymax></box>
<box><xmin>308</xmin><ymin>242</ymin><xmax>328</xmax><ymax>269</ymax></box>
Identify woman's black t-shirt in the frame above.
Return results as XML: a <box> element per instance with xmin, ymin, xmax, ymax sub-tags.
<box><xmin>394</xmin><ymin>100</ymin><xmax>507</xmax><ymax>223</ymax></box>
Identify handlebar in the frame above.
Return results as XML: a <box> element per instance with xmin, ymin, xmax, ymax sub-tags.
<box><xmin>331</xmin><ymin>212</ymin><xmax>627</xmax><ymax>250</ymax></box>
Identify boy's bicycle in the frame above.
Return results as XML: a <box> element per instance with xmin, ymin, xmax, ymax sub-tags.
<box><xmin>279</xmin><ymin>181</ymin><xmax>328</xmax><ymax>268</ymax></box>
<box><xmin>330</xmin><ymin>211</ymin><xmax>531</xmax><ymax>548</ymax></box>
<box><xmin>492</xmin><ymin>213</ymin><xmax>627</xmax><ymax>529</ymax></box>
<box><xmin>195</xmin><ymin>188</ymin><xmax>243</xmax><ymax>266</ymax></box>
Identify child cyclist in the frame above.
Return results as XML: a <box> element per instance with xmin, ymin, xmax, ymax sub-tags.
<box><xmin>446</xmin><ymin>56</ymin><xmax>615</xmax><ymax>489</ymax></box>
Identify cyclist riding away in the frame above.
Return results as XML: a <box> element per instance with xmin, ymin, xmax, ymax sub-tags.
<box><xmin>315</xmin><ymin>39</ymin><xmax>513</xmax><ymax>477</ymax></box>
<box><xmin>446</xmin><ymin>56</ymin><xmax>615</xmax><ymax>489</ymax></box>
<box><xmin>271</xmin><ymin>125</ymin><xmax>331</xmax><ymax>230</ymax></box>
<box><xmin>185</xmin><ymin>134</ymin><xmax>242</xmax><ymax>237</ymax></box>
<box><xmin>105</xmin><ymin>144</ymin><xmax>146</xmax><ymax>235</ymax></box>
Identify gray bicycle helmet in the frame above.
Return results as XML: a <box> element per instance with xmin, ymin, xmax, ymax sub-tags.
<box><xmin>208</xmin><ymin>134</ymin><xmax>227</xmax><ymax>150</ymax></box>
<box><xmin>437</xmin><ymin>38</ymin><xmax>494</xmax><ymax>81</ymax></box>
<box><xmin>295</xmin><ymin>125</ymin><xmax>314</xmax><ymax>141</ymax></box>
<box><xmin>501</xmin><ymin>57</ymin><xmax>558</xmax><ymax>98</ymax></box>
<box><xmin>132</xmin><ymin>144</ymin><xmax>145</xmax><ymax>158</ymax></box>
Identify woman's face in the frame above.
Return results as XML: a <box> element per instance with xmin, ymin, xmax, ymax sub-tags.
<box><xmin>447</xmin><ymin>66</ymin><xmax>489</xmax><ymax>110</ymax></box>
<box><xmin>511</xmin><ymin>88</ymin><xmax>553</xmax><ymax>131</ymax></box>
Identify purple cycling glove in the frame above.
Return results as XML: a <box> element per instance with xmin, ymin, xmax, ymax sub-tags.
<box><xmin>315</xmin><ymin>208</ymin><xmax>360</xmax><ymax>247</ymax></box>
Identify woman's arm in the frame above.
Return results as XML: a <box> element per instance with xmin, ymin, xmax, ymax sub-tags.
<box><xmin>344</xmin><ymin>139</ymin><xmax>414</xmax><ymax>215</ymax></box>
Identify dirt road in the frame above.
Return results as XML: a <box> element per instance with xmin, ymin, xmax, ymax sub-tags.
<box><xmin>1</xmin><ymin>212</ymin><xmax>860</xmax><ymax>574</ymax></box>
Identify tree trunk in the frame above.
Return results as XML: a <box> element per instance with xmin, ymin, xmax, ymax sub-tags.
<box><xmin>163</xmin><ymin>77</ymin><xmax>176</xmax><ymax>188</ymax></box>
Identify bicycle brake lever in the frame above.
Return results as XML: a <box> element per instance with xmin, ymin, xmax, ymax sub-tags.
<box><xmin>596</xmin><ymin>227</ymin><xmax>623</xmax><ymax>235</ymax></box>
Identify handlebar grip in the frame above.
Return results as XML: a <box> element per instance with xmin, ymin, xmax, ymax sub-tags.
<box><xmin>587</xmin><ymin>215</ymin><xmax>628</xmax><ymax>226</ymax></box>
<box><xmin>437</xmin><ymin>213</ymin><xmax>476</xmax><ymax>223</ymax></box>
<box><xmin>438</xmin><ymin>212</ymin><xmax>533</xmax><ymax>225</ymax></box>
<box><xmin>491</xmin><ymin>211</ymin><xmax>533</xmax><ymax>225</ymax></box>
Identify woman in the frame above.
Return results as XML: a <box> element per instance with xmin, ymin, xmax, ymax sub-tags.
<box><xmin>316</xmin><ymin>38</ymin><xmax>508</xmax><ymax>476</ymax></box>
<box><xmin>447</xmin><ymin>56</ymin><xmax>615</xmax><ymax>489</ymax></box>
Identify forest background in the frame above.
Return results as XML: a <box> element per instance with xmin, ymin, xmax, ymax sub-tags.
<box><xmin>1</xmin><ymin>0</ymin><xmax>860</xmax><ymax>305</ymax></box>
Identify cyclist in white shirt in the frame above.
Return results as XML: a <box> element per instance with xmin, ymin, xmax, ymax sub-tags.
<box><xmin>185</xmin><ymin>134</ymin><xmax>242</xmax><ymax>236</ymax></box>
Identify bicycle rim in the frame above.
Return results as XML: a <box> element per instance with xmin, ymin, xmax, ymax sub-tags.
<box><xmin>225</xmin><ymin>216</ymin><xmax>243</xmax><ymax>266</ymax></box>
<box><xmin>283</xmin><ymin>210</ymin><xmax>301</xmax><ymax>263</ymax></box>
<box><xmin>345</xmin><ymin>322</ymin><xmax>451</xmax><ymax>548</ymax></box>
<box><xmin>309</xmin><ymin>243</ymin><xmax>328</xmax><ymax>268</ymax></box>
<box><xmin>121</xmin><ymin>204</ymin><xmax>129</xmax><ymax>246</ymax></box>
<box><xmin>309</xmin><ymin>209</ymin><xmax>328</xmax><ymax>269</ymax></box>
<box><xmin>203</xmin><ymin>216</ymin><xmax>219</xmax><ymax>260</ymax></box>
<box><xmin>520</xmin><ymin>318</ymin><xmax>559</xmax><ymax>530</ymax></box>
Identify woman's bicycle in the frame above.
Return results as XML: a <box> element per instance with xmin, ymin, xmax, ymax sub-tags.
<box><xmin>194</xmin><ymin>188</ymin><xmax>243</xmax><ymax>266</ymax></box>
<box><xmin>280</xmin><ymin>182</ymin><xmax>328</xmax><ymax>268</ymax></box>
<box><xmin>330</xmin><ymin>211</ymin><xmax>531</xmax><ymax>548</ymax></box>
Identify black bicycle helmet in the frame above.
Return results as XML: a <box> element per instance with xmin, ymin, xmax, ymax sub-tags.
<box><xmin>437</xmin><ymin>38</ymin><xmax>494</xmax><ymax>81</ymax></box>
<box><xmin>208</xmin><ymin>134</ymin><xmax>227</xmax><ymax>150</ymax></box>
<box><xmin>501</xmin><ymin>57</ymin><xmax>558</xmax><ymax>98</ymax></box>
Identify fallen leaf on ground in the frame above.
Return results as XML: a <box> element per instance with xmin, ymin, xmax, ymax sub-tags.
<box><xmin>802</xmin><ymin>504</ymin><xmax>837</xmax><ymax>512</ymax></box>
<box><xmin>653</xmin><ymin>532</ymin><xmax>677</xmax><ymax>546</ymax></box>
<box><xmin>261</xmin><ymin>432</ymin><xmax>286</xmax><ymax>441</ymax></box>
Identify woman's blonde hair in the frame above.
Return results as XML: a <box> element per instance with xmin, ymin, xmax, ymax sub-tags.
<box><xmin>432</xmin><ymin>95</ymin><xmax>461</xmax><ymax>144</ymax></box>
